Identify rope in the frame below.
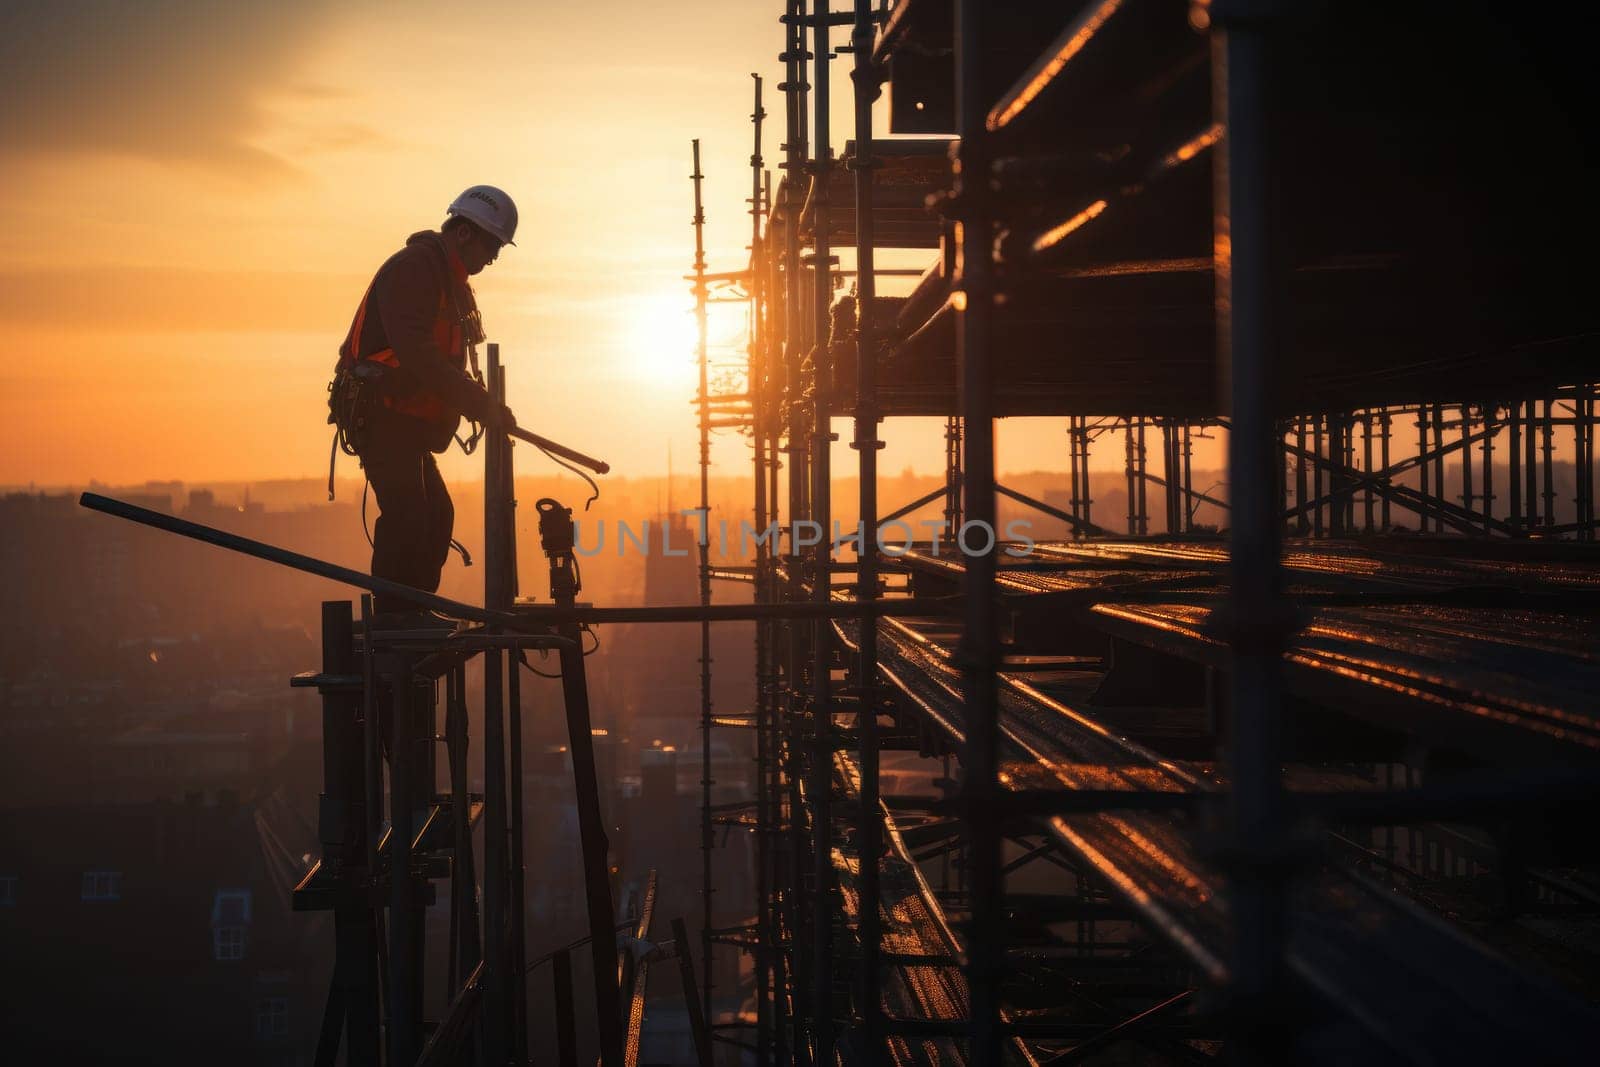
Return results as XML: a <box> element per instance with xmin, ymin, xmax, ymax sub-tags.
<box><xmin>362</xmin><ymin>476</ymin><xmax>472</xmax><ymax>567</ymax></box>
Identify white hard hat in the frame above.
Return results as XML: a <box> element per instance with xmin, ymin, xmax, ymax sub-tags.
<box><xmin>447</xmin><ymin>184</ymin><xmax>518</xmax><ymax>246</ymax></box>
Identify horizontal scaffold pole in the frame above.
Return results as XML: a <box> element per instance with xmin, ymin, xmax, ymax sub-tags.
<box><xmin>80</xmin><ymin>492</ymin><xmax>500</xmax><ymax>623</ymax></box>
<box><xmin>79</xmin><ymin>492</ymin><xmax>956</xmax><ymax>627</ymax></box>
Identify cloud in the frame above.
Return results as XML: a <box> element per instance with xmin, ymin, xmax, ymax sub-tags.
<box><xmin>282</xmin><ymin>82</ymin><xmax>352</xmax><ymax>101</ymax></box>
<box><xmin>0</xmin><ymin>1</ymin><xmax>329</xmax><ymax>177</ymax></box>
<box><xmin>287</xmin><ymin>121</ymin><xmax>395</xmax><ymax>155</ymax></box>
<box><xmin>0</xmin><ymin>265</ymin><xmax>362</xmax><ymax>334</ymax></box>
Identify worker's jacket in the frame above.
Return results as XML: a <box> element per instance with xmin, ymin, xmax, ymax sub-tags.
<box><xmin>338</xmin><ymin>231</ymin><xmax>492</xmax><ymax>452</ymax></box>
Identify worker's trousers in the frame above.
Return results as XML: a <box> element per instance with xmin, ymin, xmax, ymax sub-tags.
<box><xmin>361</xmin><ymin>431</ymin><xmax>454</xmax><ymax>615</ymax></box>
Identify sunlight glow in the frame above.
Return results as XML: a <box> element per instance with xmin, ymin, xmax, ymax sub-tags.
<box><xmin>622</xmin><ymin>292</ymin><xmax>699</xmax><ymax>387</ymax></box>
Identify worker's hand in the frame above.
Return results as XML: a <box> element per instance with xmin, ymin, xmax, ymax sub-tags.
<box><xmin>484</xmin><ymin>402</ymin><xmax>517</xmax><ymax>432</ymax></box>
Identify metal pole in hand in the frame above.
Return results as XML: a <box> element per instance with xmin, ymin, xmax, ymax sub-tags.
<box><xmin>507</xmin><ymin>425</ymin><xmax>610</xmax><ymax>475</ymax></box>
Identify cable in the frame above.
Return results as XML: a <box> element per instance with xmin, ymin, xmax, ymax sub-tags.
<box><xmin>537</xmin><ymin>444</ymin><xmax>600</xmax><ymax>510</ymax></box>
<box><xmin>517</xmin><ymin>647</ymin><xmax>562</xmax><ymax>679</ymax></box>
<box><xmin>364</xmin><ymin>475</ymin><xmax>472</xmax><ymax>567</ymax></box>
<box><xmin>524</xmin><ymin>919</ymin><xmax>637</xmax><ymax>974</ymax></box>
<box><xmin>515</xmin><ymin>626</ymin><xmax>601</xmax><ymax>680</ymax></box>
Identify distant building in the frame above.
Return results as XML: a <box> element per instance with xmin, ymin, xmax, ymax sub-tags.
<box><xmin>0</xmin><ymin>792</ymin><xmax>329</xmax><ymax>1065</ymax></box>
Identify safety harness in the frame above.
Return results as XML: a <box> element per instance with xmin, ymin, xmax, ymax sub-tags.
<box><xmin>326</xmin><ymin>235</ymin><xmax>487</xmax><ymax>501</ymax></box>
<box><xmin>327</xmin><ymin>235</ymin><xmax>486</xmax><ymax>567</ymax></box>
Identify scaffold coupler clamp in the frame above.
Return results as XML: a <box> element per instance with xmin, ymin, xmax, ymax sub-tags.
<box><xmin>537</xmin><ymin>497</ymin><xmax>579</xmax><ymax>603</ymax></box>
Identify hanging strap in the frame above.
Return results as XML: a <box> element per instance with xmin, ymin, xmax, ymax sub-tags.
<box><xmin>326</xmin><ymin>426</ymin><xmax>340</xmax><ymax>501</ymax></box>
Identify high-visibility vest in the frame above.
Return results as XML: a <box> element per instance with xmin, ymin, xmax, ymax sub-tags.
<box><xmin>339</xmin><ymin>246</ymin><xmax>468</xmax><ymax>425</ymax></box>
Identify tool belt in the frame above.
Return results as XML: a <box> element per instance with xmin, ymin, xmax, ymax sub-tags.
<box><xmin>325</xmin><ymin>361</ymin><xmax>389</xmax><ymax>499</ymax></box>
<box><xmin>329</xmin><ymin>360</ymin><xmax>389</xmax><ymax>452</ymax></box>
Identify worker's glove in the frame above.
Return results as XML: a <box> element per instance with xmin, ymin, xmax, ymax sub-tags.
<box><xmin>484</xmin><ymin>402</ymin><xmax>518</xmax><ymax>432</ymax></box>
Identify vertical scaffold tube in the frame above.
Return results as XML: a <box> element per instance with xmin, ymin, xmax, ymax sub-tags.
<box><xmin>850</xmin><ymin>0</ymin><xmax>882</xmax><ymax>1053</ymax></box>
<box><xmin>1416</xmin><ymin>409</ymin><xmax>1430</xmax><ymax>533</ymax></box>
<box><xmin>1509</xmin><ymin>402</ymin><xmax>1523</xmax><ymax>529</ymax></box>
<box><xmin>1363</xmin><ymin>413</ymin><xmax>1375</xmax><ymax>532</ymax></box>
<box><xmin>1541</xmin><ymin>399</ymin><xmax>1555</xmax><ymax>529</ymax></box>
<box><xmin>1380</xmin><ymin>412</ymin><xmax>1392</xmax><ymax>529</ymax></box>
<box><xmin>748</xmin><ymin>72</ymin><xmax>775</xmax><ymax>1067</ymax></box>
<box><xmin>764</xmin><ymin>161</ymin><xmax>793</xmax><ymax>1067</ymax></box>
<box><xmin>1183</xmin><ymin>423</ymin><xmax>1195</xmax><ymax>533</ymax></box>
<box><xmin>1432</xmin><ymin>403</ymin><xmax>1445</xmax><ymax>532</ymax></box>
<box><xmin>1069</xmin><ymin>420</ymin><xmax>1083</xmax><ymax>535</ymax></box>
<box><xmin>690</xmin><ymin>138</ymin><xmax>717</xmax><ymax>1033</ymax></box>
<box><xmin>1525</xmin><ymin>399</ymin><xmax>1538</xmax><ymax>525</ymax></box>
<box><xmin>1213</xmin><ymin>4</ymin><xmax>1290</xmax><ymax>1060</ymax></box>
<box><xmin>1296</xmin><ymin>418</ymin><xmax>1309</xmax><ymax>534</ymax></box>
<box><xmin>808</xmin><ymin>3</ymin><xmax>835</xmax><ymax>1062</ymax></box>
<box><xmin>387</xmin><ymin>655</ymin><xmax>420</xmax><ymax>1066</ymax></box>
<box><xmin>782</xmin><ymin>6</ymin><xmax>812</xmax><ymax>1059</ymax></box>
<box><xmin>482</xmin><ymin>343</ymin><xmax>512</xmax><ymax>1065</ymax></box>
<box><xmin>447</xmin><ymin>665</ymin><xmax>480</xmax><ymax>991</ymax></box>
<box><xmin>491</xmin><ymin>346</ymin><xmax>531</xmax><ymax>1064</ymax></box>
<box><xmin>944</xmin><ymin>416</ymin><xmax>963</xmax><ymax>533</ymax></box>
<box><xmin>1136</xmin><ymin>418</ymin><xmax>1149</xmax><ymax>534</ymax></box>
<box><xmin>1125</xmin><ymin>421</ymin><xmax>1138</xmax><ymax>535</ymax></box>
<box><xmin>320</xmin><ymin>601</ymin><xmax>381</xmax><ymax>1066</ymax></box>
<box><xmin>506</xmin><ymin>657</ymin><xmax>527</xmax><ymax>1064</ymax></box>
<box><xmin>540</xmin><ymin>497</ymin><xmax>624</xmax><ymax>1067</ymax></box>
<box><xmin>954</xmin><ymin>2</ymin><xmax>1002</xmax><ymax>1065</ymax></box>
<box><xmin>1312</xmin><ymin>416</ymin><xmax>1324</xmax><ymax>537</ymax></box>
<box><xmin>1582</xmin><ymin>387</ymin><xmax>1596</xmax><ymax>540</ymax></box>
<box><xmin>1483</xmin><ymin>406</ymin><xmax>1496</xmax><ymax>533</ymax></box>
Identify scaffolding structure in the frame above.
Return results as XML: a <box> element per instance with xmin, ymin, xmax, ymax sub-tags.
<box><xmin>693</xmin><ymin>2</ymin><xmax>1600</xmax><ymax>1065</ymax></box>
<box><xmin>69</xmin><ymin>3</ymin><xmax>1600</xmax><ymax>1065</ymax></box>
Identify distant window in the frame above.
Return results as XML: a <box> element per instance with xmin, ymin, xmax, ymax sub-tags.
<box><xmin>212</xmin><ymin>888</ymin><xmax>252</xmax><ymax>961</ymax></box>
<box><xmin>215</xmin><ymin>924</ymin><xmax>247</xmax><ymax>961</ymax></box>
<box><xmin>255</xmin><ymin>996</ymin><xmax>289</xmax><ymax>1039</ymax></box>
<box><xmin>0</xmin><ymin>875</ymin><xmax>16</xmax><ymax>906</ymax></box>
<box><xmin>81</xmin><ymin>871</ymin><xmax>121</xmax><ymax>901</ymax></box>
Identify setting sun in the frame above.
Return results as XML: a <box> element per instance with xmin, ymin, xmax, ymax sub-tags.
<box><xmin>622</xmin><ymin>291</ymin><xmax>699</xmax><ymax>387</ymax></box>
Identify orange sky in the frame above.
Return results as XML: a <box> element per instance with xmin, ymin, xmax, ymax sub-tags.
<box><xmin>1</xmin><ymin>1</ymin><xmax>1213</xmax><ymax>489</ymax></box>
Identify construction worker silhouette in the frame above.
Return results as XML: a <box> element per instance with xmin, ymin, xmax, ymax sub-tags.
<box><xmin>336</xmin><ymin>185</ymin><xmax>519</xmax><ymax>620</ymax></box>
